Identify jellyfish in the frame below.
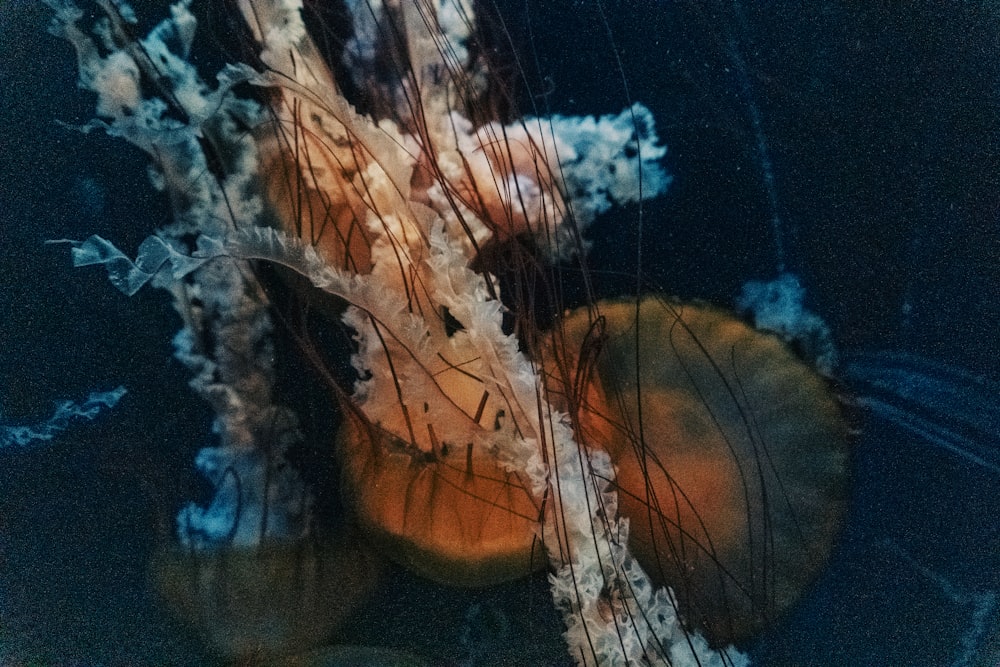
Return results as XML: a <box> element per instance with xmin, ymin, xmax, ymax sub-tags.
<box><xmin>5</xmin><ymin>0</ymin><xmax>999</xmax><ymax>665</ymax></box>
<box><xmin>547</xmin><ymin>296</ymin><xmax>850</xmax><ymax>646</ymax></box>
<box><xmin>42</xmin><ymin>0</ymin><xmax>858</xmax><ymax>663</ymax></box>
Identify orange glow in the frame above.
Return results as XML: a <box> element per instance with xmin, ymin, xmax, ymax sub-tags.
<box><xmin>336</xmin><ymin>406</ymin><xmax>542</xmax><ymax>587</ymax></box>
<box><xmin>556</xmin><ymin>298</ymin><xmax>851</xmax><ymax>644</ymax></box>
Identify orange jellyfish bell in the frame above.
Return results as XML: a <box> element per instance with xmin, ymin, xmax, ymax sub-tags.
<box><xmin>552</xmin><ymin>296</ymin><xmax>851</xmax><ymax>645</ymax></box>
<box><xmin>336</xmin><ymin>403</ymin><xmax>542</xmax><ymax>587</ymax></box>
<box><xmin>152</xmin><ymin>535</ymin><xmax>383</xmax><ymax>660</ymax></box>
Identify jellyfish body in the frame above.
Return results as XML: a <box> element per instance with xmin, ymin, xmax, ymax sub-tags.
<box><xmin>152</xmin><ymin>538</ymin><xmax>382</xmax><ymax>659</ymax></box>
<box><xmin>553</xmin><ymin>297</ymin><xmax>851</xmax><ymax>644</ymax></box>
<box><xmin>336</xmin><ymin>406</ymin><xmax>542</xmax><ymax>587</ymax></box>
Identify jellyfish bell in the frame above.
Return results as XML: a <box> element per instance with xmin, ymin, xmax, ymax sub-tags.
<box><xmin>549</xmin><ymin>296</ymin><xmax>852</xmax><ymax>645</ymax></box>
<box><xmin>336</xmin><ymin>403</ymin><xmax>542</xmax><ymax>587</ymax></box>
<box><xmin>139</xmin><ymin>370</ymin><xmax>385</xmax><ymax>660</ymax></box>
<box><xmin>152</xmin><ymin>535</ymin><xmax>383</xmax><ymax>660</ymax></box>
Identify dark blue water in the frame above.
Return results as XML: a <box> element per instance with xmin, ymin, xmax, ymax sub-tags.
<box><xmin>2</xmin><ymin>1</ymin><xmax>998</xmax><ymax>664</ymax></box>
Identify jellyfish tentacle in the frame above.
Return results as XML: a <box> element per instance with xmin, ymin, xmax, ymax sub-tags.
<box><xmin>844</xmin><ymin>350</ymin><xmax>1000</xmax><ymax>476</ymax></box>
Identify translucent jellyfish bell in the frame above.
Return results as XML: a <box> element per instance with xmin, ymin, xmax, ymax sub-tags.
<box><xmin>552</xmin><ymin>297</ymin><xmax>851</xmax><ymax>646</ymax></box>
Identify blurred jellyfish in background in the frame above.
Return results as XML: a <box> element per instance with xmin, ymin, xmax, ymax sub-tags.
<box><xmin>1</xmin><ymin>1</ymin><xmax>998</xmax><ymax>665</ymax></box>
